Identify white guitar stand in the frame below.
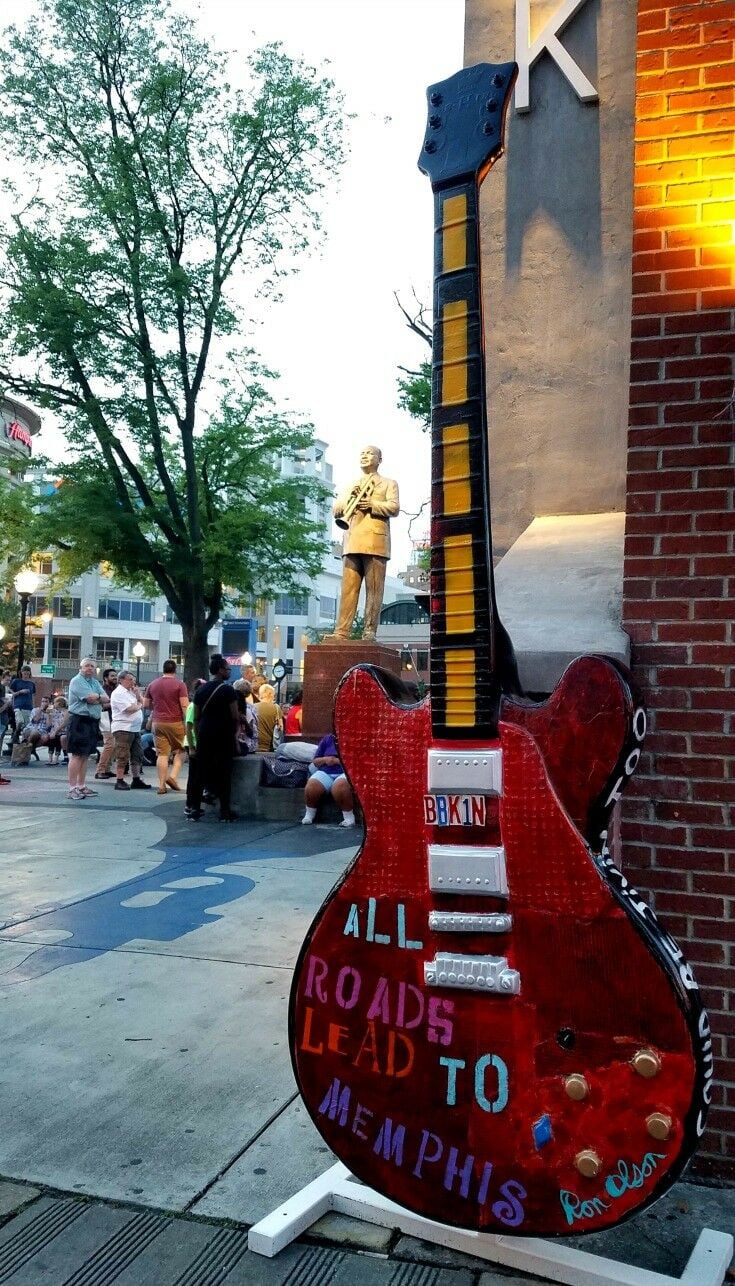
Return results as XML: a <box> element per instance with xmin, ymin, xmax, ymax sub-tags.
<box><xmin>248</xmin><ymin>1161</ymin><xmax>733</xmax><ymax>1286</ymax></box>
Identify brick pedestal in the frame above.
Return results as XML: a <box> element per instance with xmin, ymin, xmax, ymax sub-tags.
<box><xmin>301</xmin><ymin>642</ymin><xmax>401</xmax><ymax>739</ymax></box>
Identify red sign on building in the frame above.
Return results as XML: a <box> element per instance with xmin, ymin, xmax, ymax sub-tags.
<box><xmin>5</xmin><ymin>420</ymin><xmax>33</xmax><ymax>453</ymax></box>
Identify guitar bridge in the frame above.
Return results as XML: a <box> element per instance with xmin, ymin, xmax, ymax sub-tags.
<box><xmin>424</xmin><ymin>953</ymin><xmax>520</xmax><ymax>994</ymax></box>
<box><xmin>428</xmin><ymin>911</ymin><xmax>512</xmax><ymax>934</ymax></box>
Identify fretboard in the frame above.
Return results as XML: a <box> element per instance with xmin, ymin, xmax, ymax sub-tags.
<box><xmin>429</xmin><ymin>180</ymin><xmax>500</xmax><ymax>741</ymax></box>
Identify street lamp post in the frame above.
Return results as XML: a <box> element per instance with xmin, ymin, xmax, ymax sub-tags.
<box><xmin>13</xmin><ymin>569</ymin><xmax>40</xmax><ymax>674</ymax></box>
<box><xmin>132</xmin><ymin>641</ymin><xmax>146</xmax><ymax>685</ymax></box>
<box><xmin>40</xmin><ymin>609</ymin><xmax>54</xmax><ymax>667</ymax></box>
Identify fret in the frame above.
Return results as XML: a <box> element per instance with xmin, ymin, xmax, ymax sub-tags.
<box><xmin>443</xmin><ymin>533</ymin><xmax>475</xmax><ymax>634</ymax></box>
<box><xmin>442</xmin><ymin>192</ymin><xmax>469</xmax><ymax>272</ymax></box>
<box><xmin>441</xmin><ymin>424</ymin><xmax>472</xmax><ymax>516</ymax></box>
<box><xmin>444</xmin><ymin>648</ymin><xmax>476</xmax><ymax>726</ymax></box>
<box><xmin>439</xmin><ymin>300</ymin><xmax>469</xmax><ymax>405</ymax></box>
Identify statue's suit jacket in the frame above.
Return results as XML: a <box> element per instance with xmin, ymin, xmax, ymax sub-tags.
<box><xmin>333</xmin><ymin>473</ymin><xmax>400</xmax><ymax>559</ymax></box>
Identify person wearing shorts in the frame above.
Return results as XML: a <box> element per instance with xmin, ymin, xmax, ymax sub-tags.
<box><xmin>143</xmin><ymin>659</ymin><xmax>189</xmax><ymax>795</ymax></box>
<box><xmin>301</xmin><ymin>732</ymin><xmax>356</xmax><ymax>829</ymax></box>
<box><xmin>67</xmin><ymin>658</ymin><xmax>109</xmax><ymax>800</ymax></box>
<box><xmin>108</xmin><ymin>671</ymin><xmax>151</xmax><ymax>791</ymax></box>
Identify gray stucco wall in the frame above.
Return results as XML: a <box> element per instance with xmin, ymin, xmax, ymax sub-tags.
<box><xmin>465</xmin><ymin>0</ymin><xmax>637</xmax><ymax>557</ymax></box>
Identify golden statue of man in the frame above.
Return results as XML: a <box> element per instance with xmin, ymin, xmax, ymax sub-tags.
<box><xmin>331</xmin><ymin>445</ymin><xmax>400</xmax><ymax>642</ymax></box>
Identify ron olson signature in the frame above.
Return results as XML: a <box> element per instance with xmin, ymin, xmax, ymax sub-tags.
<box><xmin>560</xmin><ymin>1151</ymin><xmax>667</xmax><ymax>1226</ymax></box>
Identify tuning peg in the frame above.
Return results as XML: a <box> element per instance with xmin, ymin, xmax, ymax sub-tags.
<box><xmin>492</xmin><ymin>74</ymin><xmax>505</xmax><ymax>87</ymax></box>
<box><xmin>429</xmin><ymin>115</ymin><xmax>442</xmax><ymax>129</ymax></box>
<box><xmin>564</xmin><ymin>1074</ymin><xmax>590</xmax><ymax>1101</ymax></box>
<box><xmin>646</xmin><ymin>1113</ymin><xmax>673</xmax><ymax>1141</ymax></box>
<box><xmin>575</xmin><ymin>1150</ymin><xmax>602</xmax><ymax>1179</ymax></box>
<box><xmin>486</xmin><ymin>99</ymin><xmax>498</xmax><ymax>112</ymax></box>
<box><xmin>430</xmin><ymin>91</ymin><xmax>443</xmax><ymax>105</ymax></box>
<box><xmin>483</xmin><ymin>123</ymin><xmax>496</xmax><ymax>136</ymax></box>
<box><xmin>632</xmin><ymin>1048</ymin><xmax>661</xmax><ymax>1078</ymax></box>
<box><xmin>424</xmin><ymin>139</ymin><xmax>438</xmax><ymax>154</ymax></box>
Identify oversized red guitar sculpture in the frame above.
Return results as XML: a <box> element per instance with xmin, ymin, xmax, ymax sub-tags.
<box><xmin>290</xmin><ymin>63</ymin><xmax>710</xmax><ymax>1236</ymax></box>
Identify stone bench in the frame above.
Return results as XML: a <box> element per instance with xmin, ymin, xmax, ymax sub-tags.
<box><xmin>258</xmin><ymin>785</ymin><xmax>343</xmax><ymax>824</ymax></box>
<box><xmin>229</xmin><ymin>754</ymin><xmax>346</xmax><ymax>823</ymax></box>
<box><xmin>230</xmin><ymin>755</ymin><xmax>263</xmax><ymax>817</ymax></box>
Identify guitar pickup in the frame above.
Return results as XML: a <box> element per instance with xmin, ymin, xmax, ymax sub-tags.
<box><xmin>428</xmin><ymin>911</ymin><xmax>512</xmax><ymax>934</ymax></box>
<box><xmin>427</xmin><ymin>749</ymin><xmax>502</xmax><ymax>795</ymax></box>
<box><xmin>424</xmin><ymin>953</ymin><xmax>520</xmax><ymax>994</ymax></box>
<box><xmin>428</xmin><ymin>843</ymin><xmax>508</xmax><ymax>897</ymax></box>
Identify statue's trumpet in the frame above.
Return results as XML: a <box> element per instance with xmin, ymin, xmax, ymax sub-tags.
<box><xmin>335</xmin><ymin>475</ymin><xmax>377</xmax><ymax>530</ymax></box>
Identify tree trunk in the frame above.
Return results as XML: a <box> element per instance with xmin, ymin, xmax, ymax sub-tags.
<box><xmin>181</xmin><ymin>617</ymin><xmax>211</xmax><ymax>687</ymax></box>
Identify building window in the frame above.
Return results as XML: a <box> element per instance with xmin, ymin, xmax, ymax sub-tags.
<box><xmin>95</xmin><ymin>638</ymin><xmax>124</xmax><ymax>661</ymax></box>
<box><xmin>25</xmin><ymin>636</ymin><xmax>44</xmax><ymax>660</ymax></box>
<box><xmin>286</xmin><ymin>625</ymin><xmax>295</xmax><ymax>650</ymax></box>
<box><xmin>164</xmin><ymin>605</ymin><xmax>179</xmax><ymax>624</ymax></box>
<box><xmin>35</xmin><ymin>556</ymin><xmax>53</xmax><ymax>576</ymax></box>
<box><xmin>52</xmin><ymin>637</ymin><xmax>80</xmax><ymax>661</ymax></box>
<box><xmin>319</xmin><ymin>596</ymin><xmax>337</xmax><ymax>621</ymax></box>
<box><xmin>27</xmin><ymin>595</ymin><xmax>82</xmax><ymax>619</ymax></box>
<box><xmin>379</xmin><ymin>600</ymin><xmax>430</xmax><ymax>626</ymax></box>
<box><xmin>417</xmin><ymin>650</ymin><xmax>429</xmax><ymax>671</ymax></box>
<box><xmin>99</xmin><ymin>598</ymin><xmax>154</xmax><ymax>622</ymax></box>
<box><xmin>168</xmin><ymin>644</ymin><xmax>184</xmax><ymax>665</ymax></box>
<box><xmin>274</xmin><ymin>594</ymin><xmax>309</xmax><ymax>615</ymax></box>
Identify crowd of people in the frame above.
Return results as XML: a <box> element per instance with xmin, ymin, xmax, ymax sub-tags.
<box><xmin>0</xmin><ymin>656</ymin><xmax>356</xmax><ymax>826</ymax></box>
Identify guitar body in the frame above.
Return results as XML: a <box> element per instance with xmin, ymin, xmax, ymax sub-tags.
<box><xmin>500</xmin><ymin>653</ymin><xmax>642</xmax><ymax>848</ymax></box>
<box><xmin>290</xmin><ymin>666</ymin><xmax>707</xmax><ymax>1236</ymax></box>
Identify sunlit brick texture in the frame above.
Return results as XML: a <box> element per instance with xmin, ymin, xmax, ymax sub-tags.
<box><xmin>622</xmin><ymin>0</ymin><xmax>735</xmax><ymax>1177</ymax></box>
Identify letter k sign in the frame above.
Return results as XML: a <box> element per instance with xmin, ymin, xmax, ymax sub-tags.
<box><xmin>515</xmin><ymin>0</ymin><xmax>599</xmax><ymax>113</ymax></box>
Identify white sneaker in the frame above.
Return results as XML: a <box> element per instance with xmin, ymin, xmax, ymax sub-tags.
<box><xmin>301</xmin><ymin>815</ymin><xmax>314</xmax><ymax>825</ymax></box>
<box><xmin>68</xmin><ymin>787</ymin><xmax>85</xmax><ymax>801</ymax></box>
<box><xmin>339</xmin><ymin>819</ymin><xmax>356</xmax><ymax>829</ymax></box>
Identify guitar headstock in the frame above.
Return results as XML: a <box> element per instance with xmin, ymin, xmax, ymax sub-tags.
<box><xmin>418</xmin><ymin>62</ymin><xmax>518</xmax><ymax>189</ymax></box>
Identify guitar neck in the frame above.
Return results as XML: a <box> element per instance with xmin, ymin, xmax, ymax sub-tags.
<box><xmin>430</xmin><ymin>179</ymin><xmax>500</xmax><ymax>741</ymax></box>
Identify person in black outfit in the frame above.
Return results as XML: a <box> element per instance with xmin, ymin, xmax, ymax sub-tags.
<box><xmin>186</xmin><ymin>655</ymin><xmax>239</xmax><ymax>822</ymax></box>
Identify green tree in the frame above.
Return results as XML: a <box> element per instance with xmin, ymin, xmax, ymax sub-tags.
<box><xmin>0</xmin><ymin>600</ymin><xmax>22</xmax><ymax>672</ymax></box>
<box><xmin>0</xmin><ymin>475</ymin><xmax>37</xmax><ymax>573</ymax></box>
<box><xmin>395</xmin><ymin>290</ymin><xmax>432</xmax><ymax>431</ymax></box>
<box><xmin>306</xmin><ymin>612</ymin><xmax>364</xmax><ymax>644</ymax></box>
<box><xmin>0</xmin><ymin>0</ymin><xmax>346</xmax><ymax>680</ymax></box>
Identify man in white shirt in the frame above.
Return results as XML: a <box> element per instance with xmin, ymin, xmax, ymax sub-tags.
<box><xmin>110</xmin><ymin>671</ymin><xmax>151</xmax><ymax>792</ymax></box>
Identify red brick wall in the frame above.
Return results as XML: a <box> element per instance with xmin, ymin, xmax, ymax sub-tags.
<box><xmin>622</xmin><ymin>0</ymin><xmax>735</xmax><ymax>1177</ymax></box>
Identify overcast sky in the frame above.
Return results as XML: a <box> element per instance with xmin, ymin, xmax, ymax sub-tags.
<box><xmin>4</xmin><ymin>0</ymin><xmax>466</xmax><ymax>573</ymax></box>
<box><xmin>193</xmin><ymin>0</ymin><xmax>466</xmax><ymax>572</ymax></box>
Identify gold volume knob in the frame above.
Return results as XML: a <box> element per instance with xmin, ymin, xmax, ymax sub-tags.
<box><xmin>564</xmin><ymin>1074</ymin><xmax>590</xmax><ymax>1101</ymax></box>
<box><xmin>632</xmin><ymin>1048</ymin><xmax>661</xmax><ymax>1079</ymax></box>
<box><xmin>646</xmin><ymin>1113</ymin><xmax>673</xmax><ymax>1141</ymax></box>
<box><xmin>575</xmin><ymin>1150</ymin><xmax>602</xmax><ymax>1179</ymax></box>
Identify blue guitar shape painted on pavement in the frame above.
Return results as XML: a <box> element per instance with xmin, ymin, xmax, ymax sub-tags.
<box><xmin>0</xmin><ymin>842</ymin><xmax>258</xmax><ymax>986</ymax></box>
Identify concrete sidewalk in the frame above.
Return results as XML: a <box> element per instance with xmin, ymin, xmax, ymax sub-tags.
<box><xmin>0</xmin><ymin>762</ymin><xmax>732</xmax><ymax>1283</ymax></box>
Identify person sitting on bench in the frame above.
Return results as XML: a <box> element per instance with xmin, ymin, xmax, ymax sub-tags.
<box><xmin>301</xmin><ymin>733</ymin><xmax>355</xmax><ymax>829</ymax></box>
